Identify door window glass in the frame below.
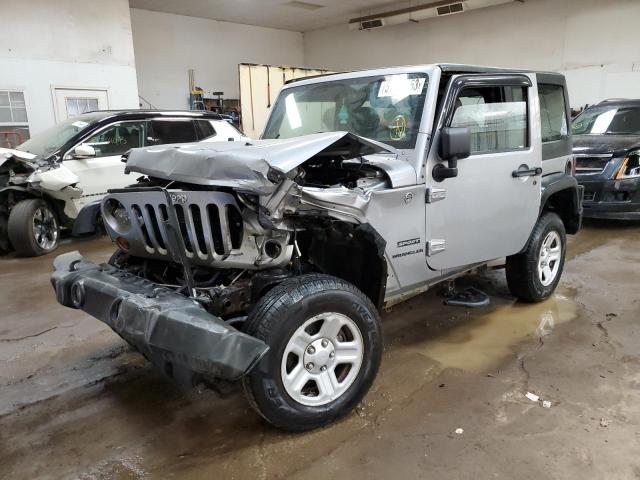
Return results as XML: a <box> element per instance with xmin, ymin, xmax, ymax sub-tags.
<box><xmin>150</xmin><ymin>119</ymin><xmax>198</xmax><ymax>144</ymax></box>
<box><xmin>82</xmin><ymin>121</ymin><xmax>148</xmax><ymax>157</ymax></box>
<box><xmin>538</xmin><ymin>84</ymin><xmax>568</xmax><ymax>142</ymax></box>
<box><xmin>195</xmin><ymin>119</ymin><xmax>216</xmax><ymax>139</ymax></box>
<box><xmin>451</xmin><ymin>85</ymin><xmax>528</xmax><ymax>154</ymax></box>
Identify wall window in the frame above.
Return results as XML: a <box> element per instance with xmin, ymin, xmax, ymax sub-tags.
<box><xmin>0</xmin><ymin>90</ymin><xmax>30</xmax><ymax>148</ymax></box>
<box><xmin>538</xmin><ymin>84</ymin><xmax>568</xmax><ymax>142</ymax></box>
<box><xmin>82</xmin><ymin>121</ymin><xmax>148</xmax><ymax>158</ymax></box>
<box><xmin>65</xmin><ymin>97</ymin><xmax>99</xmax><ymax>117</ymax></box>
<box><xmin>451</xmin><ymin>85</ymin><xmax>528</xmax><ymax>154</ymax></box>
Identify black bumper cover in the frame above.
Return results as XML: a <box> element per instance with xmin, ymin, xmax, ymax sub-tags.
<box><xmin>578</xmin><ymin>176</ymin><xmax>640</xmax><ymax>220</ymax></box>
<box><xmin>51</xmin><ymin>251</ymin><xmax>268</xmax><ymax>381</ymax></box>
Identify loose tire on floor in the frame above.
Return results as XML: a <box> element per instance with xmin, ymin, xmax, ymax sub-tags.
<box><xmin>8</xmin><ymin>199</ymin><xmax>60</xmax><ymax>257</ymax></box>
<box><xmin>242</xmin><ymin>274</ymin><xmax>383</xmax><ymax>432</ymax></box>
<box><xmin>506</xmin><ymin>211</ymin><xmax>566</xmax><ymax>302</ymax></box>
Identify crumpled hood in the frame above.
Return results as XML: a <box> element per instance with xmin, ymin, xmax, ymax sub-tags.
<box><xmin>124</xmin><ymin>132</ymin><xmax>394</xmax><ymax>195</ymax></box>
<box><xmin>0</xmin><ymin>147</ymin><xmax>38</xmax><ymax>169</ymax></box>
<box><xmin>573</xmin><ymin>134</ymin><xmax>640</xmax><ymax>157</ymax></box>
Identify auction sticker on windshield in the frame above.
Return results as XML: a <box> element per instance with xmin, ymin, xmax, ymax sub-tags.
<box><xmin>378</xmin><ymin>77</ymin><xmax>425</xmax><ymax>99</ymax></box>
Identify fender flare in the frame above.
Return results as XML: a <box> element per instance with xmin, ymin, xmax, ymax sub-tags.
<box><xmin>540</xmin><ymin>173</ymin><xmax>584</xmax><ymax>235</ymax></box>
<box><xmin>71</xmin><ymin>199</ymin><xmax>102</xmax><ymax>236</ymax></box>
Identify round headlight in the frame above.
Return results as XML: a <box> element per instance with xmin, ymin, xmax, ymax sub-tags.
<box><xmin>102</xmin><ymin>198</ymin><xmax>131</xmax><ymax>234</ymax></box>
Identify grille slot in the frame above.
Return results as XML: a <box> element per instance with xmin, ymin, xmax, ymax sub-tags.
<box><xmin>575</xmin><ymin>155</ymin><xmax>611</xmax><ymax>174</ymax></box>
<box><xmin>107</xmin><ymin>190</ymin><xmax>243</xmax><ymax>264</ymax></box>
<box><xmin>206</xmin><ymin>204</ymin><xmax>225</xmax><ymax>255</ymax></box>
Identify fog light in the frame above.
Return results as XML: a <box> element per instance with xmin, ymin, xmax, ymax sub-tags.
<box><xmin>116</xmin><ymin>236</ymin><xmax>130</xmax><ymax>251</ymax></box>
<box><xmin>70</xmin><ymin>282</ymin><xmax>85</xmax><ymax>308</ymax></box>
<box><xmin>264</xmin><ymin>239</ymin><xmax>282</xmax><ymax>259</ymax></box>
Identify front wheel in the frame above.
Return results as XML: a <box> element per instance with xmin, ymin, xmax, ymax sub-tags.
<box><xmin>242</xmin><ymin>274</ymin><xmax>383</xmax><ymax>432</ymax></box>
<box><xmin>506</xmin><ymin>212</ymin><xmax>566</xmax><ymax>302</ymax></box>
<box><xmin>8</xmin><ymin>199</ymin><xmax>60</xmax><ymax>257</ymax></box>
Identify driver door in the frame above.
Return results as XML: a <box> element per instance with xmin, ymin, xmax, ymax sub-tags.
<box><xmin>425</xmin><ymin>74</ymin><xmax>542</xmax><ymax>271</ymax></box>
<box><xmin>64</xmin><ymin>120</ymin><xmax>150</xmax><ymax>201</ymax></box>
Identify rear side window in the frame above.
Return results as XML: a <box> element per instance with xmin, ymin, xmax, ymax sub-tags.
<box><xmin>150</xmin><ymin>119</ymin><xmax>197</xmax><ymax>144</ymax></box>
<box><xmin>538</xmin><ymin>84</ymin><xmax>568</xmax><ymax>142</ymax></box>
<box><xmin>82</xmin><ymin>121</ymin><xmax>148</xmax><ymax>158</ymax></box>
<box><xmin>195</xmin><ymin>120</ymin><xmax>216</xmax><ymax>139</ymax></box>
<box><xmin>451</xmin><ymin>85</ymin><xmax>528</xmax><ymax>154</ymax></box>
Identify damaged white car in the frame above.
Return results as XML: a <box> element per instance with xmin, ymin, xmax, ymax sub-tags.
<box><xmin>51</xmin><ymin>64</ymin><xmax>583</xmax><ymax>431</ymax></box>
<box><xmin>0</xmin><ymin>110</ymin><xmax>244</xmax><ymax>256</ymax></box>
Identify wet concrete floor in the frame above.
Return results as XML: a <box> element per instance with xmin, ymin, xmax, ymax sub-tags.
<box><xmin>1</xmin><ymin>221</ymin><xmax>639</xmax><ymax>479</ymax></box>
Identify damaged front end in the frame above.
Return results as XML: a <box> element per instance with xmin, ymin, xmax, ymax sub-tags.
<box><xmin>51</xmin><ymin>132</ymin><xmax>405</xmax><ymax>379</ymax></box>
<box><xmin>51</xmin><ymin>251</ymin><xmax>269</xmax><ymax>381</ymax></box>
<box><xmin>1</xmin><ymin>148</ymin><xmax>81</xmax><ymax>250</ymax></box>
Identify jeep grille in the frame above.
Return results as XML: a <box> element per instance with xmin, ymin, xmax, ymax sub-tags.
<box><xmin>102</xmin><ymin>190</ymin><xmax>243</xmax><ymax>265</ymax></box>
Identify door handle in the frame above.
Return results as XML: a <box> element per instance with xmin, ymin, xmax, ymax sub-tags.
<box><xmin>512</xmin><ymin>167</ymin><xmax>542</xmax><ymax>178</ymax></box>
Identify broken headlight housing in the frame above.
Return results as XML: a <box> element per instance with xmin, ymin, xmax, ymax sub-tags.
<box><xmin>615</xmin><ymin>151</ymin><xmax>640</xmax><ymax>179</ymax></box>
<box><xmin>102</xmin><ymin>198</ymin><xmax>131</xmax><ymax>234</ymax></box>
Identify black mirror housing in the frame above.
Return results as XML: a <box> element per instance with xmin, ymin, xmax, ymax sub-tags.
<box><xmin>439</xmin><ymin>126</ymin><xmax>471</xmax><ymax>161</ymax></box>
<box><xmin>433</xmin><ymin>127</ymin><xmax>471</xmax><ymax>182</ymax></box>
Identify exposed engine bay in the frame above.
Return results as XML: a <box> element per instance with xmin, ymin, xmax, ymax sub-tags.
<box><xmin>101</xmin><ymin>132</ymin><xmax>404</xmax><ymax>316</ymax></box>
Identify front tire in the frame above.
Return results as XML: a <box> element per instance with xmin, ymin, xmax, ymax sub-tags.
<box><xmin>242</xmin><ymin>274</ymin><xmax>383</xmax><ymax>432</ymax></box>
<box><xmin>8</xmin><ymin>199</ymin><xmax>60</xmax><ymax>257</ymax></box>
<box><xmin>506</xmin><ymin>212</ymin><xmax>566</xmax><ymax>302</ymax></box>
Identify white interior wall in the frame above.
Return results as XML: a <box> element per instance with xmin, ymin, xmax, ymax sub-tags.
<box><xmin>0</xmin><ymin>0</ymin><xmax>139</xmax><ymax>135</ymax></box>
<box><xmin>130</xmin><ymin>9</ymin><xmax>305</xmax><ymax>110</ymax></box>
<box><xmin>303</xmin><ymin>0</ymin><xmax>640</xmax><ymax>108</ymax></box>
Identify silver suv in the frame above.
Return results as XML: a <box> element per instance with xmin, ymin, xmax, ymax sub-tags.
<box><xmin>51</xmin><ymin>64</ymin><xmax>583</xmax><ymax>431</ymax></box>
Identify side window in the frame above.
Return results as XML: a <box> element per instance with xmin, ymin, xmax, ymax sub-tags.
<box><xmin>150</xmin><ymin>119</ymin><xmax>197</xmax><ymax>144</ymax></box>
<box><xmin>82</xmin><ymin>121</ymin><xmax>148</xmax><ymax>158</ymax></box>
<box><xmin>194</xmin><ymin>119</ymin><xmax>216</xmax><ymax>139</ymax></box>
<box><xmin>451</xmin><ymin>85</ymin><xmax>528</xmax><ymax>154</ymax></box>
<box><xmin>538</xmin><ymin>84</ymin><xmax>568</xmax><ymax>142</ymax></box>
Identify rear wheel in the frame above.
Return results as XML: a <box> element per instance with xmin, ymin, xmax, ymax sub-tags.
<box><xmin>506</xmin><ymin>212</ymin><xmax>566</xmax><ymax>302</ymax></box>
<box><xmin>8</xmin><ymin>199</ymin><xmax>60</xmax><ymax>257</ymax></box>
<box><xmin>242</xmin><ymin>274</ymin><xmax>382</xmax><ymax>432</ymax></box>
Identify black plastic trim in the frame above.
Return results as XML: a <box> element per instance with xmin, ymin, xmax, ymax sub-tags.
<box><xmin>541</xmin><ymin>173</ymin><xmax>583</xmax><ymax>234</ymax></box>
<box><xmin>50</xmin><ymin>251</ymin><xmax>269</xmax><ymax>381</ymax></box>
<box><xmin>71</xmin><ymin>199</ymin><xmax>101</xmax><ymax>236</ymax></box>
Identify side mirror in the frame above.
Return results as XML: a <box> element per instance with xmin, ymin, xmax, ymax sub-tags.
<box><xmin>72</xmin><ymin>144</ymin><xmax>96</xmax><ymax>159</ymax></box>
<box><xmin>433</xmin><ymin>127</ymin><xmax>471</xmax><ymax>182</ymax></box>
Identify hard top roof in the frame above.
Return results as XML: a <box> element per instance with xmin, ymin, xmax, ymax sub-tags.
<box><xmin>285</xmin><ymin>63</ymin><xmax>564</xmax><ymax>85</ymax></box>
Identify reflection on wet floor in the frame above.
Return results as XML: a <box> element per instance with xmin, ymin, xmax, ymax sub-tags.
<box><xmin>416</xmin><ymin>290</ymin><xmax>575</xmax><ymax>372</ymax></box>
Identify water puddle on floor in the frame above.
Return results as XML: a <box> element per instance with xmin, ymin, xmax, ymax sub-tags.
<box><xmin>410</xmin><ymin>288</ymin><xmax>577</xmax><ymax>372</ymax></box>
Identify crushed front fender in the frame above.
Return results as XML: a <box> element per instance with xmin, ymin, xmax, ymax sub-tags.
<box><xmin>51</xmin><ymin>251</ymin><xmax>269</xmax><ymax>381</ymax></box>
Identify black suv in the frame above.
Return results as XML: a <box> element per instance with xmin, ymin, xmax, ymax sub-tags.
<box><xmin>572</xmin><ymin>99</ymin><xmax>640</xmax><ymax>220</ymax></box>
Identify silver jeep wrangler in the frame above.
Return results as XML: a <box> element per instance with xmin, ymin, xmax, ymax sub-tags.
<box><xmin>51</xmin><ymin>64</ymin><xmax>582</xmax><ymax>431</ymax></box>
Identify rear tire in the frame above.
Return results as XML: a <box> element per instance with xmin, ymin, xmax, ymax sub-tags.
<box><xmin>8</xmin><ymin>199</ymin><xmax>60</xmax><ymax>257</ymax></box>
<box><xmin>506</xmin><ymin>212</ymin><xmax>566</xmax><ymax>302</ymax></box>
<box><xmin>242</xmin><ymin>274</ymin><xmax>382</xmax><ymax>432</ymax></box>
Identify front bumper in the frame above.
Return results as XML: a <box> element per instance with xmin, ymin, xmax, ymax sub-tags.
<box><xmin>577</xmin><ymin>176</ymin><xmax>640</xmax><ymax>220</ymax></box>
<box><xmin>51</xmin><ymin>251</ymin><xmax>268</xmax><ymax>381</ymax></box>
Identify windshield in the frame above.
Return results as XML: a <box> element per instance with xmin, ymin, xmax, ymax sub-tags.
<box><xmin>263</xmin><ymin>73</ymin><xmax>428</xmax><ymax>149</ymax></box>
<box><xmin>572</xmin><ymin>105</ymin><xmax>640</xmax><ymax>135</ymax></box>
<box><xmin>16</xmin><ymin>113</ymin><xmax>106</xmax><ymax>157</ymax></box>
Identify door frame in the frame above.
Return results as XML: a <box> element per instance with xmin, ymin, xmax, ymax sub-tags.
<box><xmin>51</xmin><ymin>85</ymin><xmax>110</xmax><ymax>123</ymax></box>
<box><xmin>424</xmin><ymin>73</ymin><xmax>541</xmax><ymax>271</ymax></box>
